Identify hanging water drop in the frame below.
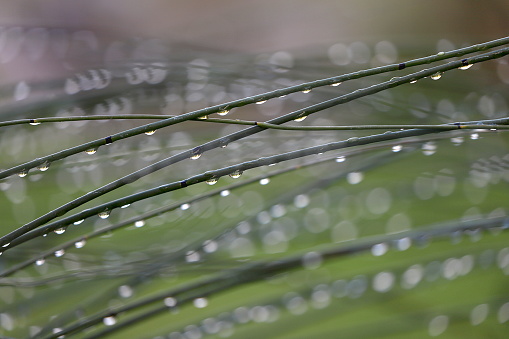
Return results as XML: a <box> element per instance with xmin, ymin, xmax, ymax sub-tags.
<box><xmin>294</xmin><ymin>115</ymin><xmax>307</xmax><ymax>122</ymax></box>
<box><xmin>206</xmin><ymin>177</ymin><xmax>218</xmax><ymax>185</ymax></box>
<box><xmin>134</xmin><ymin>220</ymin><xmax>145</xmax><ymax>228</ymax></box>
<box><xmin>459</xmin><ymin>64</ymin><xmax>473</xmax><ymax>70</ymax></box>
<box><xmin>35</xmin><ymin>258</ymin><xmax>45</xmax><ymax>266</ymax></box>
<box><xmin>470</xmin><ymin>133</ymin><xmax>480</xmax><ymax>140</ymax></box>
<box><xmin>38</xmin><ymin>161</ymin><xmax>50</xmax><ymax>172</ymax></box>
<box><xmin>103</xmin><ymin>315</ymin><xmax>117</xmax><ymax>326</ymax></box>
<box><xmin>1</xmin><ymin>243</ymin><xmax>9</xmax><ymax>248</ymax></box>
<box><xmin>220</xmin><ymin>190</ymin><xmax>230</xmax><ymax>197</ymax></box>
<box><xmin>85</xmin><ymin>148</ymin><xmax>97</xmax><ymax>155</ymax></box>
<box><xmin>98</xmin><ymin>210</ymin><xmax>111</xmax><ymax>219</ymax></box>
<box><xmin>164</xmin><ymin>297</ymin><xmax>177</xmax><ymax>307</ymax></box>
<box><xmin>229</xmin><ymin>170</ymin><xmax>242</xmax><ymax>179</ymax></box>
<box><xmin>392</xmin><ymin>145</ymin><xmax>403</xmax><ymax>152</ymax></box>
<box><xmin>256</xmin><ymin>100</ymin><xmax>267</xmax><ymax>105</ymax></box>
<box><xmin>422</xmin><ymin>142</ymin><xmax>437</xmax><ymax>156</ymax></box>
<box><xmin>190</xmin><ymin>149</ymin><xmax>202</xmax><ymax>160</ymax></box>
<box><xmin>335</xmin><ymin>156</ymin><xmax>346</xmax><ymax>163</ymax></box>
<box><xmin>18</xmin><ymin>169</ymin><xmax>28</xmax><ymax>178</ymax></box>
<box><xmin>301</xmin><ymin>88</ymin><xmax>311</xmax><ymax>94</ymax></box>
<box><xmin>73</xmin><ymin>219</ymin><xmax>84</xmax><ymax>225</ymax></box>
<box><xmin>430</xmin><ymin>72</ymin><xmax>442</xmax><ymax>80</ymax></box>
<box><xmin>180</xmin><ymin>203</ymin><xmax>190</xmax><ymax>210</ymax></box>
<box><xmin>145</xmin><ymin>130</ymin><xmax>156</xmax><ymax>136</ymax></box>
<box><xmin>410</xmin><ymin>80</ymin><xmax>418</xmax><ymax>84</ymax></box>
<box><xmin>451</xmin><ymin>136</ymin><xmax>464</xmax><ymax>145</ymax></box>
<box><xmin>75</xmin><ymin>239</ymin><xmax>86</xmax><ymax>248</ymax></box>
<box><xmin>29</xmin><ymin>119</ymin><xmax>41</xmax><ymax>126</ymax></box>
<box><xmin>217</xmin><ymin>109</ymin><xmax>229</xmax><ymax>116</ymax></box>
<box><xmin>121</xmin><ymin>204</ymin><xmax>130</xmax><ymax>209</ymax></box>
<box><xmin>54</xmin><ymin>228</ymin><xmax>66</xmax><ymax>235</ymax></box>
<box><xmin>330</xmin><ymin>82</ymin><xmax>341</xmax><ymax>87</ymax></box>
<box><xmin>54</xmin><ymin>249</ymin><xmax>65</xmax><ymax>257</ymax></box>
<box><xmin>193</xmin><ymin>297</ymin><xmax>208</xmax><ymax>308</ymax></box>
<box><xmin>197</xmin><ymin>115</ymin><xmax>208</xmax><ymax>120</ymax></box>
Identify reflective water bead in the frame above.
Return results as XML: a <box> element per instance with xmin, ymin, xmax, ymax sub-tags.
<box><xmin>459</xmin><ymin>64</ymin><xmax>473</xmax><ymax>70</ymax></box>
<box><xmin>38</xmin><ymin>162</ymin><xmax>50</xmax><ymax>172</ymax></box>
<box><xmin>85</xmin><ymin>148</ymin><xmax>97</xmax><ymax>155</ymax></box>
<box><xmin>121</xmin><ymin>204</ymin><xmax>130</xmax><ymax>209</ymax></box>
<box><xmin>190</xmin><ymin>152</ymin><xmax>202</xmax><ymax>160</ymax></box>
<box><xmin>18</xmin><ymin>169</ymin><xmax>28</xmax><ymax>178</ymax></box>
<box><xmin>193</xmin><ymin>297</ymin><xmax>208</xmax><ymax>308</ymax></box>
<box><xmin>335</xmin><ymin>156</ymin><xmax>346</xmax><ymax>163</ymax></box>
<box><xmin>1</xmin><ymin>243</ymin><xmax>9</xmax><ymax>248</ymax></box>
<box><xmin>430</xmin><ymin>72</ymin><xmax>442</xmax><ymax>80</ymax></box>
<box><xmin>54</xmin><ymin>228</ymin><xmax>66</xmax><ymax>235</ymax></box>
<box><xmin>422</xmin><ymin>142</ymin><xmax>436</xmax><ymax>156</ymax></box>
<box><xmin>54</xmin><ymin>249</ymin><xmax>65</xmax><ymax>257</ymax></box>
<box><xmin>259</xmin><ymin>178</ymin><xmax>270</xmax><ymax>185</ymax></box>
<box><xmin>206</xmin><ymin>177</ymin><xmax>218</xmax><ymax>185</ymax></box>
<box><xmin>256</xmin><ymin>100</ymin><xmax>267</xmax><ymax>105</ymax></box>
<box><xmin>229</xmin><ymin>170</ymin><xmax>242</xmax><ymax>179</ymax></box>
<box><xmin>73</xmin><ymin>219</ymin><xmax>84</xmax><ymax>225</ymax></box>
<box><xmin>103</xmin><ymin>315</ymin><xmax>116</xmax><ymax>326</ymax></box>
<box><xmin>410</xmin><ymin>80</ymin><xmax>418</xmax><ymax>84</ymax></box>
<box><xmin>145</xmin><ymin>130</ymin><xmax>156</xmax><ymax>136</ymax></box>
<box><xmin>220</xmin><ymin>190</ymin><xmax>230</xmax><ymax>197</ymax></box>
<box><xmin>75</xmin><ymin>239</ymin><xmax>86</xmax><ymax>248</ymax></box>
<box><xmin>301</xmin><ymin>88</ymin><xmax>311</xmax><ymax>94</ymax></box>
<box><xmin>451</xmin><ymin>136</ymin><xmax>464</xmax><ymax>145</ymax></box>
<box><xmin>98</xmin><ymin>210</ymin><xmax>111</xmax><ymax>219</ymax></box>
<box><xmin>180</xmin><ymin>203</ymin><xmax>190</xmax><ymax>210</ymax></box>
<box><xmin>392</xmin><ymin>145</ymin><xmax>402</xmax><ymax>152</ymax></box>
<box><xmin>294</xmin><ymin>115</ymin><xmax>307</xmax><ymax>122</ymax></box>
<box><xmin>29</xmin><ymin>119</ymin><xmax>41</xmax><ymax>126</ymax></box>
<box><xmin>164</xmin><ymin>297</ymin><xmax>177</xmax><ymax>307</ymax></box>
<box><xmin>330</xmin><ymin>82</ymin><xmax>341</xmax><ymax>87</ymax></box>
<box><xmin>470</xmin><ymin>133</ymin><xmax>479</xmax><ymax>140</ymax></box>
<box><xmin>134</xmin><ymin>220</ymin><xmax>145</xmax><ymax>227</ymax></box>
<box><xmin>197</xmin><ymin>115</ymin><xmax>208</xmax><ymax>120</ymax></box>
<box><xmin>217</xmin><ymin>109</ymin><xmax>229</xmax><ymax>116</ymax></box>
<box><xmin>35</xmin><ymin>258</ymin><xmax>45</xmax><ymax>266</ymax></box>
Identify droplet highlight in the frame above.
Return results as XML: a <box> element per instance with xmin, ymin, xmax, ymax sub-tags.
<box><xmin>98</xmin><ymin>210</ymin><xmax>111</xmax><ymax>219</ymax></box>
<box><xmin>229</xmin><ymin>170</ymin><xmax>242</xmax><ymax>179</ymax></box>
<box><xmin>430</xmin><ymin>72</ymin><xmax>442</xmax><ymax>80</ymax></box>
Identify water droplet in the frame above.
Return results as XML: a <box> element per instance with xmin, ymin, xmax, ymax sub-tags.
<box><xmin>392</xmin><ymin>145</ymin><xmax>402</xmax><ymax>152</ymax></box>
<box><xmin>54</xmin><ymin>228</ymin><xmax>66</xmax><ymax>235</ymax></box>
<box><xmin>206</xmin><ymin>177</ymin><xmax>218</xmax><ymax>185</ymax></box>
<box><xmin>190</xmin><ymin>149</ymin><xmax>202</xmax><ymax>160</ymax></box>
<box><xmin>470</xmin><ymin>133</ymin><xmax>479</xmax><ymax>140</ymax></box>
<box><xmin>193</xmin><ymin>297</ymin><xmax>208</xmax><ymax>308</ymax></box>
<box><xmin>121</xmin><ymin>204</ymin><xmax>130</xmax><ymax>209</ymax></box>
<box><xmin>451</xmin><ymin>136</ymin><xmax>464</xmax><ymax>145</ymax></box>
<box><xmin>217</xmin><ymin>109</ymin><xmax>229</xmax><ymax>116</ymax></box>
<box><xmin>164</xmin><ymin>297</ymin><xmax>177</xmax><ymax>307</ymax></box>
<box><xmin>72</xmin><ymin>219</ymin><xmax>84</xmax><ymax>226</ymax></box>
<box><xmin>103</xmin><ymin>315</ymin><xmax>116</xmax><ymax>326</ymax></box>
<box><xmin>134</xmin><ymin>220</ymin><xmax>145</xmax><ymax>228</ymax></box>
<box><xmin>410</xmin><ymin>80</ymin><xmax>418</xmax><ymax>84</ymax></box>
<box><xmin>75</xmin><ymin>239</ymin><xmax>86</xmax><ymax>248</ymax></box>
<box><xmin>459</xmin><ymin>64</ymin><xmax>473</xmax><ymax>70</ymax></box>
<box><xmin>301</xmin><ymin>88</ymin><xmax>311</xmax><ymax>94</ymax></box>
<box><xmin>335</xmin><ymin>156</ymin><xmax>346</xmax><ymax>163</ymax></box>
<box><xmin>37</xmin><ymin>162</ymin><xmax>50</xmax><ymax>172</ymax></box>
<box><xmin>229</xmin><ymin>170</ymin><xmax>242</xmax><ymax>179</ymax></box>
<box><xmin>330</xmin><ymin>82</ymin><xmax>341</xmax><ymax>87</ymax></box>
<box><xmin>1</xmin><ymin>243</ymin><xmax>10</xmax><ymax>248</ymax></box>
<box><xmin>256</xmin><ymin>100</ymin><xmax>267</xmax><ymax>105</ymax></box>
<box><xmin>259</xmin><ymin>178</ymin><xmax>270</xmax><ymax>185</ymax></box>
<box><xmin>294</xmin><ymin>115</ymin><xmax>307</xmax><ymax>122</ymax></box>
<box><xmin>180</xmin><ymin>203</ymin><xmax>190</xmax><ymax>210</ymax></box>
<box><xmin>371</xmin><ymin>243</ymin><xmax>388</xmax><ymax>256</ymax></box>
<box><xmin>220</xmin><ymin>190</ymin><xmax>230</xmax><ymax>197</ymax></box>
<box><xmin>220</xmin><ymin>143</ymin><xmax>228</xmax><ymax>148</ymax></box>
<box><xmin>35</xmin><ymin>258</ymin><xmax>45</xmax><ymax>266</ymax></box>
<box><xmin>85</xmin><ymin>148</ymin><xmax>97</xmax><ymax>155</ymax></box>
<box><xmin>422</xmin><ymin>142</ymin><xmax>436</xmax><ymax>156</ymax></box>
<box><xmin>18</xmin><ymin>169</ymin><xmax>28</xmax><ymax>178</ymax></box>
<box><xmin>54</xmin><ymin>249</ymin><xmax>65</xmax><ymax>257</ymax></box>
<box><xmin>29</xmin><ymin>119</ymin><xmax>41</xmax><ymax>126</ymax></box>
<box><xmin>437</xmin><ymin>51</ymin><xmax>445</xmax><ymax>56</ymax></box>
<box><xmin>145</xmin><ymin>130</ymin><xmax>156</xmax><ymax>136</ymax></box>
<box><xmin>98</xmin><ymin>210</ymin><xmax>111</xmax><ymax>219</ymax></box>
<box><xmin>197</xmin><ymin>115</ymin><xmax>208</xmax><ymax>120</ymax></box>
<box><xmin>430</xmin><ymin>72</ymin><xmax>442</xmax><ymax>80</ymax></box>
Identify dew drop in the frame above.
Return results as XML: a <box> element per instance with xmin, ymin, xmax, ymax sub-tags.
<box><xmin>1</xmin><ymin>243</ymin><xmax>9</xmax><ymax>248</ymax></box>
<box><xmin>103</xmin><ymin>316</ymin><xmax>116</xmax><ymax>326</ymax></box>
<box><xmin>134</xmin><ymin>220</ymin><xmax>145</xmax><ymax>228</ymax></box>
<box><xmin>330</xmin><ymin>82</ymin><xmax>341</xmax><ymax>87</ymax></box>
<box><xmin>54</xmin><ymin>249</ymin><xmax>65</xmax><ymax>257</ymax></box>
<box><xmin>18</xmin><ymin>169</ymin><xmax>28</xmax><ymax>178</ymax></box>
<box><xmin>85</xmin><ymin>148</ymin><xmax>97</xmax><ymax>155</ymax></box>
<box><xmin>75</xmin><ymin>239</ymin><xmax>86</xmax><ymax>248</ymax></box>
<box><xmin>459</xmin><ymin>64</ymin><xmax>473</xmax><ymax>70</ymax></box>
<box><xmin>121</xmin><ymin>204</ymin><xmax>130</xmax><ymax>209</ymax></box>
<box><xmin>256</xmin><ymin>100</ymin><xmax>267</xmax><ymax>105</ymax></box>
<box><xmin>190</xmin><ymin>150</ymin><xmax>202</xmax><ymax>160</ymax></box>
<box><xmin>164</xmin><ymin>297</ymin><xmax>177</xmax><ymax>307</ymax></box>
<box><xmin>430</xmin><ymin>72</ymin><xmax>442</xmax><ymax>80</ymax></box>
<box><xmin>180</xmin><ymin>203</ymin><xmax>190</xmax><ymax>210</ymax></box>
<box><xmin>54</xmin><ymin>228</ymin><xmax>66</xmax><ymax>235</ymax></box>
<box><xmin>371</xmin><ymin>243</ymin><xmax>388</xmax><ymax>256</ymax></box>
<box><xmin>35</xmin><ymin>258</ymin><xmax>45</xmax><ymax>266</ymax></box>
<box><xmin>197</xmin><ymin>115</ymin><xmax>208</xmax><ymax>120</ymax></box>
<box><xmin>451</xmin><ymin>136</ymin><xmax>464</xmax><ymax>145</ymax></box>
<box><xmin>259</xmin><ymin>178</ymin><xmax>270</xmax><ymax>185</ymax></box>
<box><xmin>437</xmin><ymin>51</ymin><xmax>445</xmax><ymax>56</ymax></box>
<box><xmin>470</xmin><ymin>133</ymin><xmax>479</xmax><ymax>140</ymax></box>
<box><xmin>220</xmin><ymin>190</ymin><xmax>230</xmax><ymax>197</ymax></box>
<box><xmin>335</xmin><ymin>156</ymin><xmax>346</xmax><ymax>163</ymax></box>
<box><xmin>229</xmin><ymin>170</ymin><xmax>242</xmax><ymax>179</ymax></box>
<box><xmin>29</xmin><ymin>119</ymin><xmax>41</xmax><ymax>126</ymax></box>
<box><xmin>206</xmin><ymin>177</ymin><xmax>218</xmax><ymax>185</ymax></box>
<box><xmin>38</xmin><ymin>162</ymin><xmax>50</xmax><ymax>172</ymax></box>
<box><xmin>145</xmin><ymin>130</ymin><xmax>156</xmax><ymax>136</ymax></box>
<box><xmin>392</xmin><ymin>145</ymin><xmax>402</xmax><ymax>152</ymax></box>
<box><xmin>294</xmin><ymin>115</ymin><xmax>307</xmax><ymax>122</ymax></box>
<box><xmin>217</xmin><ymin>109</ymin><xmax>229</xmax><ymax>116</ymax></box>
<box><xmin>301</xmin><ymin>88</ymin><xmax>311</xmax><ymax>94</ymax></box>
<box><xmin>98</xmin><ymin>210</ymin><xmax>111</xmax><ymax>219</ymax></box>
<box><xmin>422</xmin><ymin>142</ymin><xmax>436</xmax><ymax>156</ymax></box>
<box><xmin>73</xmin><ymin>219</ymin><xmax>84</xmax><ymax>225</ymax></box>
<box><xmin>410</xmin><ymin>80</ymin><xmax>418</xmax><ymax>84</ymax></box>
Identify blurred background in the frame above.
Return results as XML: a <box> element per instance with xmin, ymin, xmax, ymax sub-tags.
<box><xmin>0</xmin><ymin>1</ymin><xmax>509</xmax><ymax>339</ymax></box>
